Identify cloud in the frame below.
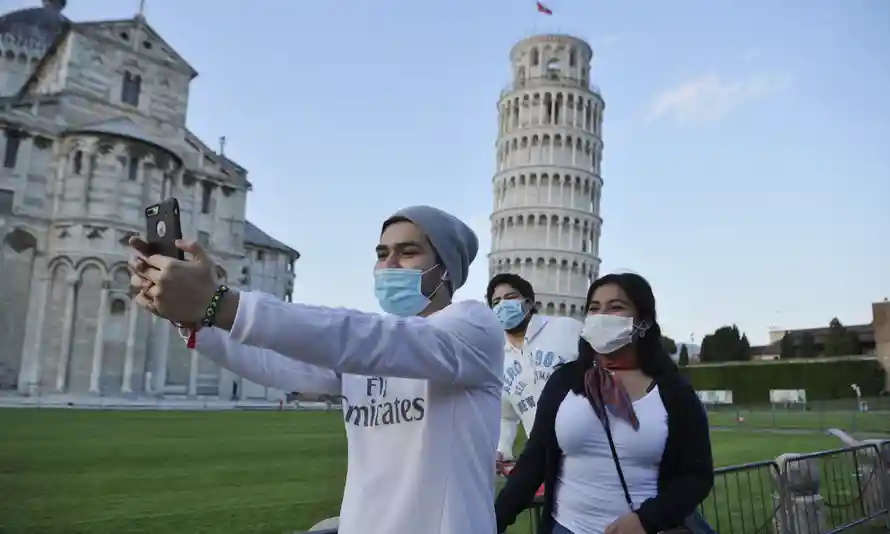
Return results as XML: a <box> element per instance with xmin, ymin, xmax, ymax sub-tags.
<box><xmin>645</xmin><ymin>72</ymin><xmax>792</xmax><ymax>124</ymax></box>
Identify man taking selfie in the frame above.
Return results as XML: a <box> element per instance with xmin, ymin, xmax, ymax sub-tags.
<box><xmin>129</xmin><ymin>205</ymin><xmax>504</xmax><ymax>534</ymax></box>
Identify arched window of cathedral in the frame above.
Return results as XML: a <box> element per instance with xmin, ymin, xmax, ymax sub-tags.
<box><xmin>162</xmin><ymin>175</ymin><xmax>173</xmax><ymax>199</ymax></box>
<box><xmin>121</xmin><ymin>71</ymin><xmax>142</xmax><ymax>107</ymax></box>
<box><xmin>127</xmin><ymin>157</ymin><xmax>139</xmax><ymax>181</ymax></box>
<box><xmin>72</xmin><ymin>150</ymin><xmax>83</xmax><ymax>174</ymax></box>
<box><xmin>112</xmin><ymin>268</ymin><xmax>130</xmax><ymax>289</ymax></box>
<box><xmin>530</xmin><ymin>48</ymin><xmax>539</xmax><ymax>67</ymax></box>
<box><xmin>110</xmin><ymin>299</ymin><xmax>127</xmax><ymax>316</ymax></box>
<box><xmin>201</xmin><ymin>182</ymin><xmax>213</xmax><ymax>214</ymax></box>
<box><xmin>3</xmin><ymin>130</ymin><xmax>21</xmax><ymax>169</ymax></box>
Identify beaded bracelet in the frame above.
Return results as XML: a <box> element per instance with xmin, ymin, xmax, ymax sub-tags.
<box><xmin>201</xmin><ymin>285</ymin><xmax>230</xmax><ymax>328</ymax></box>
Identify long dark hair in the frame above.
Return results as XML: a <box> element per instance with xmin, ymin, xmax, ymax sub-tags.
<box><xmin>578</xmin><ymin>272</ymin><xmax>678</xmax><ymax>380</ymax></box>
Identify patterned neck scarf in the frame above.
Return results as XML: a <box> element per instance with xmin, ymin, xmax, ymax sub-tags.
<box><xmin>583</xmin><ymin>355</ymin><xmax>640</xmax><ymax>431</ymax></box>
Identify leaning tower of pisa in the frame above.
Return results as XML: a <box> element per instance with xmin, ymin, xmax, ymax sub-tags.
<box><xmin>489</xmin><ymin>34</ymin><xmax>604</xmax><ymax>318</ymax></box>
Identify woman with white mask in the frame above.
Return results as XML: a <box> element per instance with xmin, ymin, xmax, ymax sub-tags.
<box><xmin>495</xmin><ymin>273</ymin><xmax>714</xmax><ymax>534</ymax></box>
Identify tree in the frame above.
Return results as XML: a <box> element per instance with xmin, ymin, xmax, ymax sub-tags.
<box><xmin>843</xmin><ymin>330</ymin><xmax>863</xmax><ymax>355</ymax></box>
<box><xmin>678</xmin><ymin>345</ymin><xmax>690</xmax><ymax>367</ymax></box>
<box><xmin>824</xmin><ymin>318</ymin><xmax>863</xmax><ymax>356</ymax></box>
<box><xmin>661</xmin><ymin>336</ymin><xmax>677</xmax><ymax>356</ymax></box>
<box><xmin>737</xmin><ymin>334</ymin><xmax>751</xmax><ymax>361</ymax></box>
<box><xmin>699</xmin><ymin>325</ymin><xmax>751</xmax><ymax>362</ymax></box>
<box><xmin>779</xmin><ymin>333</ymin><xmax>797</xmax><ymax>359</ymax></box>
<box><xmin>799</xmin><ymin>332</ymin><xmax>817</xmax><ymax>359</ymax></box>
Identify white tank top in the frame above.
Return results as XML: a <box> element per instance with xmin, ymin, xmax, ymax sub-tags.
<box><xmin>552</xmin><ymin>386</ymin><xmax>668</xmax><ymax>534</ymax></box>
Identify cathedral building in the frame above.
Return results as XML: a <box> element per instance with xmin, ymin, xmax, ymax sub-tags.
<box><xmin>0</xmin><ymin>1</ymin><xmax>298</xmax><ymax>400</ymax></box>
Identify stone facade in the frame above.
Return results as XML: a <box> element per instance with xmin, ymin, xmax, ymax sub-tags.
<box><xmin>872</xmin><ymin>300</ymin><xmax>890</xmax><ymax>392</ymax></box>
<box><xmin>489</xmin><ymin>35</ymin><xmax>604</xmax><ymax>318</ymax></box>
<box><xmin>0</xmin><ymin>2</ymin><xmax>298</xmax><ymax>400</ymax></box>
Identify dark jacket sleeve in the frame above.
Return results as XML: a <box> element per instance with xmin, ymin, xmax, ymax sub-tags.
<box><xmin>636</xmin><ymin>376</ymin><xmax>714</xmax><ymax>534</ymax></box>
<box><xmin>494</xmin><ymin>367</ymin><xmax>562</xmax><ymax>533</ymax></box>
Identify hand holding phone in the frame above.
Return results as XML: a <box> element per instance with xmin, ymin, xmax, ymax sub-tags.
<box><xmin>145</xmin><ymin>198</ymin><xmax>185</xmax><ymax>260</ymax></box>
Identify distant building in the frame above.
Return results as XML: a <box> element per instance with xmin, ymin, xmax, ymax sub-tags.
<box><xmin>751</xmin><ymin>322</ymin><xmax>876</xmax><ymax>358</ymax></box>
<box><xmin>749</xmin><ymin>300</ymin><xmax>890</xmax><ymax>393</ymax></box>
<box><xmin>0</xmin><ymin>1</ymin><xmax>298</xmax><ymax>400</ymax></box>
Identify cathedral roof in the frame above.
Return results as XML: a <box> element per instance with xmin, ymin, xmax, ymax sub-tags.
<box><xmin>244</xmin><ymin>221</ymin><xmax>299</xmax><ymax>258</ymax></box>
<box><xmin>0</xmin><ymin>1</ymin><xmax>68</xmax><ymax>51</ymax></box>
<box><xmin>66</xmin><ymin>116</ymin><xmax>181</xmax><ymax>159</ymax></box>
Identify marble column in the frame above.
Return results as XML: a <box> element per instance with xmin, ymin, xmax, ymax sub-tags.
<box><xmin>20</xmin><ymin>136</ymin><xmax>34</xmax><ymax>170</ymax></box>
<box><xmin>151</xmin><ymin>317</ymin><xmax>170</xmax><ymax>395</ymax></box>
<box><xmin>17</xmin><ymin>272</ymin><xmax>50</xmax><ymax>395</ymax></box>
<box><xmin>239</xmin><ymin>377</ymin><xmax>247</xmax><ymax>401</ymax></box>
<box><xmin>121</xmin><ymin>299</ymin><xmax>139</xmax><ymax>393</ymax></box>
<box><xmin>187</xmin><ymin>350</ymin><xmax>199</xmax><ymax>397</ymax></box>
<box><xmin>88</xmin><ymin>281</ymin><xmax>110</xmax><ymax>393</ymax></box>
<box><xmin>55</xmin><ymin>276</ymin><xmax>78</xmax><ymax>392</ymax></box>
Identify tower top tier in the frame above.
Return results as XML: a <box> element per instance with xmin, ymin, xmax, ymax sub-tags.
<box><xmin>505</xmin><ymin>34</ymin><xmax>596</xmax><ymax>97</ymax></box>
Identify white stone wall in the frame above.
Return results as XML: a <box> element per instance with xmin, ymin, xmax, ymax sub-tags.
<box><xmin>490</xmin><ymin>35</ymin><xmax>604</xmax><ymax>318</ymax></box>
<box><xmin>245</xmin><ymin>247</ymin><xmax>295</xmax><ymax>299</ymax></box>
<box><xmin>30</xmin><ymin>30</ymin><xmax>191</xmax><ymax>127</ymax></box>
<box><xmin>229</xmin><ymin>246</ymin><xmax>295</xmax><ymax>402</ymax></box>
<box><xmin>0</xmin><ymin>34</ymin><xmax>46</xmax><ymax>96</ymax></box>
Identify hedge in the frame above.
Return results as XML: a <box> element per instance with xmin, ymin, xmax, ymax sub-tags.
<box><xmin>680</xmin><ymin>358</ymin><xmax>886</xmax><ymax>404</ymax></box>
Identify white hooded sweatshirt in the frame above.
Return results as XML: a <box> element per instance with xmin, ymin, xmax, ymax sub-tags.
<box><xmin>497</xmin><ymin>314</ymin><xmax>583</xmax><ymax>458</ymax></box>
<box><xmin>191</xmin><ymin>292</ymin><xmax>504</xmax><ymax>534</ymax></box>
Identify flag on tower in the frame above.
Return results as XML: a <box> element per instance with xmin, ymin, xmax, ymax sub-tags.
<box><xmin>536</xmin><ymin>2</ymin><xmax>553</xmax><ymax>15</ymax></box>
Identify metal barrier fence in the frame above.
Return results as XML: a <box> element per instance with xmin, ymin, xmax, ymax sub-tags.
<box><xmin>294</xmin><ymin>442</ymin><xmax>890</xmax><ymax>534</ymax></box>
<box><xmin>689</xmin><ymin>441</ymin><xmax>889</xmax><ymax>534</ymax></box>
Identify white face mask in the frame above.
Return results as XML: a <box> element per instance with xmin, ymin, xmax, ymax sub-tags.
<box><xmin>581</xmin><ymin>314</ymin><xmax>641</xmax><ymax>355</ymax></box>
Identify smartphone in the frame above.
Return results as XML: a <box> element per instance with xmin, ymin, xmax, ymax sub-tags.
<box><xmin>145</xmin><ymin>198</ymin><xmax>185</xmax><ymax>260</ymax></box>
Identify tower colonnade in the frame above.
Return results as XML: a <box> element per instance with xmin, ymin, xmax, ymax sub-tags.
<box><xmin>489</xmin><ymin>34</ymin><xmax>605</xmax><ymax>318</ymax></box>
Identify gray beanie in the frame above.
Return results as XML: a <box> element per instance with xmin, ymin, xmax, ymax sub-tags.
<box><xmin>381</xmin><ymin>205</ymin><xmax>478</xmax><ymax>292</ymax></box>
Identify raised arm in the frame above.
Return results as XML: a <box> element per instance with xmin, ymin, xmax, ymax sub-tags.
<box><xmin>497</xmin><ymin>394</ymin><xmax>521</xmax><ymax>460</ymax></box>
<box><xmin>227</xmin><ymin>292</ymin><xmax>504</xmax><ymax>388</ymax></box>
<box><xmin>193</xmin><ymin>327</ymin><xmax>341</xmax><ymax>395</ymax></box>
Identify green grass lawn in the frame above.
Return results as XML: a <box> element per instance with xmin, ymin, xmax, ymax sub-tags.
<box><xmin>1</xmin><ymin>409</ymin><xmax>887</xmax><ymax>534</ymax></box>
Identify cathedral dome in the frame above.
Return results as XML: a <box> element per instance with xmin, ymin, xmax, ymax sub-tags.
<box><xmin>0</xmin><ymin>0</ymin><xmax>68</xmax><ymax>51</ymax></box>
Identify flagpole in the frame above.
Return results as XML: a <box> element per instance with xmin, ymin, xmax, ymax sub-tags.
<box><xmin>533</xmin><ymin>1</ymin><xmax>554</xmax><ymax>36</ymax></box>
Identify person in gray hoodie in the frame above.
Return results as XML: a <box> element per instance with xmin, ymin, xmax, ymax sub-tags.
<box><xmin>128</xmin><ymin>205</ymin><xmax>504</xmax><ymax>534</ymax></box>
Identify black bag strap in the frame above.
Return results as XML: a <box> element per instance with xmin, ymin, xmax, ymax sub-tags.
<box><xmin>592</xmin><ymin>379</ymin><xmax>635</xmax><ymax>511</ymax></box>
<box><xmin>592</xmin><ymin>378</ymin><xmax>708</xmax><ymax>534</ymax></box>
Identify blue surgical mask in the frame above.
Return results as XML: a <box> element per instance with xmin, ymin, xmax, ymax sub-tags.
<box><xmin>374</xmin><ymin>266</ymin><xmax>443</xmax><ymax>317</ymax></box>
<box><xmin>494</xmin><ymin>299</ymin><xmax>528</xmax><ymax>330</ymax></box>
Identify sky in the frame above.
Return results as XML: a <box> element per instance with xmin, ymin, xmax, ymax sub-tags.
<box><xmin>6</xmin><ymin>0</ymin><xmax>889</xmax><ymax>345</ymax></box>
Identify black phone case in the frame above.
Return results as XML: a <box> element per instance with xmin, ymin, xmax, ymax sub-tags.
<box><xmin>145</xmin><ymin>198</ymin><xmax>185</xmax><ymax>260</ymax></box>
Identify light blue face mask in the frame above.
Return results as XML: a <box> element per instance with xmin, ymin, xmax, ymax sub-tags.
<box><xmin>374</xmin><ymin>265</ymin><xmax>444</xmax><ymax>317</ymax></box>
<box><xmin>493</xmin><ymin>299</ymin><xmax>528</xmax><ymax>330</ymax></box>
